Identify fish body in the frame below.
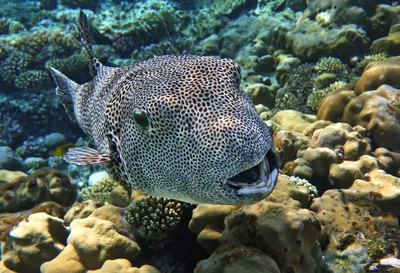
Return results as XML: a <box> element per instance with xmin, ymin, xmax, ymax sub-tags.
<box><xmin>48</xmin><ymin>11</ymin><xmax>279</xmax><ymax>204</ymax></box>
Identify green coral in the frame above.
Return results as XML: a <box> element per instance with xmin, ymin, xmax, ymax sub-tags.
<box><xmin>46</xmin><ymin>49</ymin><xmax>90</xmax><ymax>75</ymax></box>
<box><xmin>0</xmin><ymin>51</ymin><xmax>32</xmax><ymax>85</ymax></box>
<box><xmin>307</xmin><ymin>81</ymin><xmax>346</xmax><ymax>111</ymax></box>
<box><xmin>124</xmin><ymin>196</ymin><xmax>184</xmax><ymax>241</ymax></box>
<box><xmin>355</xmin><ymin>53</ymin><xmax>388</xmax><ymax>74</ymax></box>
<box><xmin>274</xmin><ymin>63</ymin><xmax>316</xmax><ymax>113</ymax></box>
<box><xmin>81</xmin><ymin>177</ymin><xmax>120</xmax><ymax>204</ymax></box>
<box><xmin>0</xmin><ymin>18</ymin><xmax>25</xmax><ymax>34</ymax></box>
<box><xmin>13</xmin><ymin>29</ymin><xmax>80</xmax><ymax>56</ymax></box>
<box><xmin>314</xmin><ymin>57</ymin><xmax>348</xmax><ymax>75</ymax></box>
<box><xmin>0</xmin><ymin>27</ymin><xmax>85</xmax><ymax>91</ymax></box>
<box><xmin>14</xmin><ymin>70</ymin><xmax>51</xmax><ymax>91</ymax></box>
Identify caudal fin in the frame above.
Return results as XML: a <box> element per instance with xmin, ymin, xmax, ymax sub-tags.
<box><xmin>48</xmin><ymin>67</ymin><xmax>80</xmax><ymax>123</ymax></box>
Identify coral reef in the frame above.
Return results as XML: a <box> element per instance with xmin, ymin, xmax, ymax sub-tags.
<box><xmin>81</xmin><ymin>171</ymin><xmax>130</xmax><ymax>207</ymax></box>
<box><xmin>190</xmin><ymin>174</ymin><xmax>323</xmax><ymax>273</ymax></box>
<box><xmin>0</xmin><ymin>201</ymin><xmax>66</xmax><ymax>241</ymax></box>
<box><xmin>124</xmin><ymin>195</ymin><xmax>185</xmax><ymax>241</ymax></box>
<box><xmin>1</xmin><ymin>213</ymin><xmax>69</xmax><ymax>273</ymax></box>
<box><xmin>40</xmin><ymin>217</ymin><xmax>142</xmax><ymax>272</ymax></box>
<box><xmin>311</xmin><ymin>189</ymin><xmax>399</xmax><ymax>272</ymax></box>
<box><xmin>270</xmin><ymin>115</ymin><xmax>379</xmax><ymax>192</ymax></box>
<box><xmin>355</xmin><ymin>56</ymin><xmax>400</xmax><ymax>94</ymax></box>
<box><xmin>0</xmin><ymin>1</ymin><xmax>399</xmax><ymax>272</ymax></box>
<box><xmin>0</xmin><ymin>168</ymin><xmax>77</xmax><ymax>213</ymax></box>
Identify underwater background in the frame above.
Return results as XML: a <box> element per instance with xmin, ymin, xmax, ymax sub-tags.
<box><xmin>0</xmin><ymin>0</ymin><xmax>399</xmax><ymax>272</ymax></box>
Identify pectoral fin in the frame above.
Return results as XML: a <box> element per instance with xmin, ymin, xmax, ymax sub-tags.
<box><xmin>65</xmin><ymin>147</ymin><xmax>112</xmax><ymax>165</ymax></box>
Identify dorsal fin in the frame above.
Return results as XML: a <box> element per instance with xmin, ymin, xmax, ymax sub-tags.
<box><xmin>76</xmin><ymin>10</ymin><xmax>102</xmax><ymax>76</ymax></box>
<box><xmin>48</xmin><ymin>67</ymin><xmax>79</xmax><ymax>123</ymax></box>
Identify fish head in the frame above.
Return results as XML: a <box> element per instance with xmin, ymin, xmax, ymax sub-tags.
<box><xmin>110</xmin><ymin>55</ymin><xmax>279</xmax><ymax>204</ymax></box>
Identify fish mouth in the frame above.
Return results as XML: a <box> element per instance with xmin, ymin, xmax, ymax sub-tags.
<box><xmin>226</xmin><ymin>148</ymin><xmax>279</xmax><ymax>195</ymax></box>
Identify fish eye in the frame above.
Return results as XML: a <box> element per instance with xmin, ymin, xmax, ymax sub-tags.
<box><xmin>133</xmin><ymin>109</ymin><xmax>150</xmax><ymax>129</ymax></box>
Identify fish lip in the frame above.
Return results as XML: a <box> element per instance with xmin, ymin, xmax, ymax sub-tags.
<box><xmin>225</xmin><ymin>148</ymin><xmax>279</xmax><ymax>195</ymax></box>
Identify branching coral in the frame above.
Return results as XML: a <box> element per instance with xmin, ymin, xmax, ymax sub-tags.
<box><xmin>0</xmin><ymin>50</ymin><xmax>32</xmax><ymax>85</ymax></box>
<box><xmin>0</xmin><ymin>18</ymin><xmax>25</xmax><ymax>34</ymax></box>
<box><xmin>315</xmin><ymin>57</ymin><xmax>348</xmax><ymax>74</ymax></box>
<box><xmin>14</xmin><ymin>69</ymin><xmax>51</xmax><ymax>91</ymax></box>
<box><xmin>81</xmin><ymin>176</ymin><xmax>121</xmax><ymax>204</ymax></box>
<box><xmin>275</xmin><ymin>63</ymin><xmax>316</xmax><ymax>113</ymax></box>
<box><xmin>0</xmin><ymin>27</ymin><xmax>82</xmax><ymax>91</ymax></box>
<box><xmin>281</xmin><ymin>174</ymin><xmax>318</xmax><ymax>202</ymax></box>
<box><xmin>124</xmin><ymin>196</ymin><xmax>184</xmax><ymax>241</ymax></box>
<box><xmin>355</xmin><ymin>53</ymin><xmax>388</xmax><ymax>74</ymax></box>
<box><xmin>307</xmin><ymin>81</ymin><xmax>346</xmax><ymax>111</ymax></box>
<box><xmin>46</xmin><ymin>49</ymin><xmax>90</xmax><ymax>75</ymax></box>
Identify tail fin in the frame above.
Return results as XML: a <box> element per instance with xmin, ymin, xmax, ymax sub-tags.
<box><xmin>76</xmin><ymin>10</ymin><xmax>102</xmax><ymax>76</ymax></box>
<box><xmin>48</xmin><ymin>67</ymin><xmax>80</xmax><ymax>123</ymax></box>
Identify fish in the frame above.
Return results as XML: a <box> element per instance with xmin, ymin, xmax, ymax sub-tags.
<box><xmin>50</xmin><ymin>143</ymin><xmax>76</xmax><ymax>157</ymax></box>
<box><xmin>48</xmin><ymin>11</ymin><xmax>279</xmax><ymax>204</ymax></box>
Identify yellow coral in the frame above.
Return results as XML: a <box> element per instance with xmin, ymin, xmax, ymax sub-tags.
<box><xmin>307</xmin><ymin>81</ymin><xmax>346</xmax><ymax>111</ymax></box>
<box><xmin>355</xmin><ymin>53</ymin><xmax>387</xmax><ymax>74</ymax></box>
<box><xmin>315</xmin><ymin>57</ymin><xmax>347</xmax><ymax>74</ymax></box>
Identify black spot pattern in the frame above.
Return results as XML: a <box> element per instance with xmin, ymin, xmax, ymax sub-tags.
<box><xmin>77</xmin><ymin>55</ymin><xmax>276</xmax><ymax>204</ymax></box>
